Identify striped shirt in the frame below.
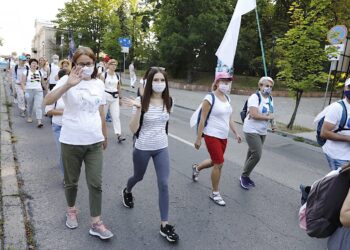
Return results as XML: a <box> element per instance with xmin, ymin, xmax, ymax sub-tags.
<box><xmin>133</xmin><ymin>98</ymin><xmax>170</xmax><ymax>151</ymax></box>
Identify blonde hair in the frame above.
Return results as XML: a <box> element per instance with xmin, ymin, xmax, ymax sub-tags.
<box><xmin>107</xmin><ymin>59</ymin><xmax>118</xmax><ymax>66</ymax></box>
<box><xmin>59</xmin><ymin>59</ymin><xmax>72</xmax><ymax>70</ymax></box>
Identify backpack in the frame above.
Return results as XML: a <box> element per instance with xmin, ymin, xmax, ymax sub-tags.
<box><xmin>240</xmin><ymin>91</ymin><xmax>273</xmax><ymax>123</ymax></box>
<box><xmin>134</xmin><ymin>96</ymin><xmax>173</xmax><ymax>139</ymax></box>
<box><xmin>315</xmin><ymin>100</ymin><xmax>348</xmax><ymax>146</ymax></box>
<box><xmin>190</xmin><ymin>92</ymin><xmax>230</xmax><ymax>133</ymax></box>
<box><xmin>304</xmin><ymin>163</ymin><xmax>350</xmax><ymax>238</ymax></box>
<box><xmin>104</xmin><ymin>72</ymin><xmax>120</xmax><ymax>82</ymax></box>
<box><xmin>14</xmin><ymin>65</ymin><xmax>29</xmax><ymax>79</ymax></box>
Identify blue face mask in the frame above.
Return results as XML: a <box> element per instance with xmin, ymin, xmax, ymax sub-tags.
<box><xmin>344</xmin><ymin>90</ymin><xmax>350</xmax><ymax>100</ymax></box>
<box><xmin>262</xmin><ymin>86</ymin><xmax>272</xmax><ymax>96</ymax></box>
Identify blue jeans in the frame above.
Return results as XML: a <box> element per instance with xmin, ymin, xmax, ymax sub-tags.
<box><xmin>325</xmin><ymin>154</ymin><xmax>349</xmax><ymax>171</ymax></box>
<box><xmin>52</xmin><ymin>123</ymin><xmax>64</xmax><ymax>177</ymax></box>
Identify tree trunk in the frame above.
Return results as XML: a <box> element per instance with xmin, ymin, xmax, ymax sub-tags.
<box><xmin>287</xmin><ymin>89</ymin><xmax>303</xmax><ymax>129</ymax></box>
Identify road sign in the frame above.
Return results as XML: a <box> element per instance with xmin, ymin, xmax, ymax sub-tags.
<box><xmin>118</xmin><ymin>37</ymin><xmax>131</xmax><ymax>48</ymax></box>
<box><xmin>325</xmin><ymin>44</ymin><xmax>345</xmax><ymax>61</ymax></box>
<box><xmin>327</xmin><ymin>25</ymin><xmax>348</xmax><ymax>45</ymax></box>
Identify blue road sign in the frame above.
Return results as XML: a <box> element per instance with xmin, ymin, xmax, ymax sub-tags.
<box><xmin>118</xmin><ymin>37</ymin><xmax>132</xmax><ymax>48</ymax></box>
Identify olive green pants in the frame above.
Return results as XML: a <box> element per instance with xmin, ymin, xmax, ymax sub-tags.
<box><xmin>242</xmin><ymin>133</ymin><xmax>266</xmax><ymax>177</ymax></box>
<box><xmin>61</xmin><ymin>142</ymin><xmax>103</xmax><ymax>217</ymax></box>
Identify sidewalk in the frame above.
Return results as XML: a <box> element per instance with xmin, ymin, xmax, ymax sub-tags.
<box><xmin>121</xmin><ymin>80</ymin><xmax>321</xmax><ymax>144</ymax></box>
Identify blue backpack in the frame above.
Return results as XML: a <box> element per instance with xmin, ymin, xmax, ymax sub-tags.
<box><xmin>316</xmin><ymin>100</ymin><xmax>348</xmax><ymax>146</ymax></box>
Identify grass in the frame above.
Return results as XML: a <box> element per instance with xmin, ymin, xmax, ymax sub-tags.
<box><xmin>276</xmin><ymin>121</ymin><xmax>314</xmax><ymax>134</ymax></box>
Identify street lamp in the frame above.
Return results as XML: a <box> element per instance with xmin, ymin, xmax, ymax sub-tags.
<box><xmin>60</xmin><ymin>34</ymin><xmax>64</xmax><ymax>58</ymax></box>
<box><xmin>42</xmin><ymin>41</ymin><xmax>45</xmax><ymax>57</ymax></box>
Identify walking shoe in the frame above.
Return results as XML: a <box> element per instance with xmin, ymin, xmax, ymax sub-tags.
<box><xmin>209</xmin><ymin>192</ymin><xmax>226</xmax><ymax>206</ymax></box>
<box><xmin>160</xmin><ymin>224</ymin><xmax>179</xmax><ymax>243</ymax></box>
<box><xmin>192</xmin><ymin>164</ymin><xmax>200</xmax><ymax>182</ymax></box>
<box><xmin>27</xmin><ymin>117</ymin><xmax>33</xmax><ymax>123</ymax></box>
<box><xmin>89</xmin><ymin>221</ymin><xmax>114</xmax><ymax>240</ymax></box>
<box><xmin>246</xmin><ymin>176</ymin><xmax>255</xmax><ymax>187</ymax></box>
<box><xmin>37</xmin><ymin>121</ymin><xmax>43</xmax><ymax>128</ymax></box>
<box><xmin>20</xmin><ymin>111</ymin><xmax>25</xmax><ymax>117</ymax></box>
<box><xmin>122</xmin><ymin>188</ymin><xmax>134</xmax><ymax>208</ymax></box>
<box><xmin>117</xmin><ymin>135</ymin><xmax>126</xmax><ymax>143</ymax></box>
<box><xmin>299</xmin><ymin>184</ymin><xmax>311</xmax><ymax>205</ymax></box>
<box><xmin>65</xmin><ymin>208</ymin><xmax>78</xmax><ymax>229</ymax></box>
<box><xmin>239</xmin><ymin>176</ymin><xmax>250</xmax><ymax>190</ymax></box>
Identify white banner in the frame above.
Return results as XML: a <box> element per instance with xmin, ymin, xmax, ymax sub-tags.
<box><xmin>215</xmin><ymin>0</ymin><xmax>256</xmax><ymax>68</ymax></box>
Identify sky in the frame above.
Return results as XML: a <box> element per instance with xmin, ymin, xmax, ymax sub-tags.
<box><xmin>0</xmin><ymin>0</ymin><xmax>68</xmax><ymax>56</ymax></box>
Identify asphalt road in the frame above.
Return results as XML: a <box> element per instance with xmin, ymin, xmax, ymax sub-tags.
<box><xmin>11</xmin><ymin>93</ymin><xmax>329</xmax><ymax>250</ymax></box>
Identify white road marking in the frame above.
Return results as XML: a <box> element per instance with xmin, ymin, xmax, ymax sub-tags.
<box><xmin>169</xmin><ymin>133</ymin><xmax>194</xmax><ymax>147</ymax></box>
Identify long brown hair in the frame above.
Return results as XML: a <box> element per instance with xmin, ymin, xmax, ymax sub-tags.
<box><xmin>142</xmin><ymin>67</ymin><xmax>171</xmax><ymax>113</ymax></box>
<box><xmin>71</xmin><ymin>47</ymin><xmax>98</xmax><ymax>78</ymax></box>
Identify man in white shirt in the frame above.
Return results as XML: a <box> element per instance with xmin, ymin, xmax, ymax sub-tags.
<box><xmin>48</xmin><ymin>55</ymin><xmax>60</xmax><ymax>90</ymax></box>
<box><xmin>129</xmin><ymin>61</ymin><xmax>136</xmax><ymax>88</ymax></box>
<box><xmin>321</xmin><ymin>78</ymin><xmax>350</xmax><ymax>170</ymax></box>
<box><xmin>12</xmin><ymin>55</ymin><xmax>29</xmax><ymax>116</ymax></box>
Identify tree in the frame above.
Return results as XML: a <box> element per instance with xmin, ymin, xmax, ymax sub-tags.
<box><xmin>277</xmin><ymin>0</ymin><xmax>330</xmax><ymax>129</ymax></box>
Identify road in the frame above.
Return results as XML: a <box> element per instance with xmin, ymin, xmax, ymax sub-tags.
<box><xmin>11</xmin><ymin>91</ymin><xmax>329</xmax><ymax>249</ymax></box>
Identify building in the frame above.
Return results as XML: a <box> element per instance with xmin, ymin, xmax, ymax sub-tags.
<box><xmin>31</xmin><ymin>20</ymin><xmax>57</xmax><ymax>61</ymax></box>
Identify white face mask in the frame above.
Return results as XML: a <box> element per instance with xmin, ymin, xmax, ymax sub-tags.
<box><xmin>152</xmin><ymin>82</ymin><xmax>166</xmax><ymax>93</ymax></box>
<box><xmin>82</xmin><ymin>66</ymin><xmax>94</xmax><ymax>77</ymax></box>
<box><xmin>218</xmin><ymin>83</ymin><xmax>230</xmax><ymax>94</ymax></box>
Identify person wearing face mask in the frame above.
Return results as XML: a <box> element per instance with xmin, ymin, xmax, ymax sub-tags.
<box><xmin>320</xmin><ymin>78</ymin><xmax>350</xmax><ymax>170</ymax></box>
<box><xmin>239</xmin><ymin>76</ymin><xmax>275</xmax><ymax>190</ymax></box>
<box><xmin>21</xmin><ymin>58</ymin><xmax>44</xmax><ymax>127</ymax></box>
<box><xmin>48</xmin><ymin>54</ymin><xmax>60</xmax><ymax>90</ymax></box>
<box><xmin>44</xmin><ymin>47</ymin><xmax>113</xmax><ymax>240</ymax></box>
<box><xmin>121</xmin><ymin>67</ymin><xmax>179</xmax><ymax>243</ymax></box>
<box><xmin>192</xmin><ymin>72</ymin><xmax>242</xmax><ymax>206</ymax></box>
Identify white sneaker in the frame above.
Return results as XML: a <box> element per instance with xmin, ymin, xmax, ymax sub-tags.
<box><xmin>209</xmin><ymin>192</ymin><xmax>226</xmax><ymax>206</ymax></box>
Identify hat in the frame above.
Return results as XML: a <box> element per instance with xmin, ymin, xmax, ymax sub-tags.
<box><xmin>345</xmin><ymin>78</ymin><xmax>350</xmax><ymax>86</ymax></box>
<box><xmin>19</xmin><ymin>55</ymin><xmax>27</xmax><ymax>61</ymax></box>
<box><xmin>103</xmin><ymin>55</ymin><xmax>110</xmax><ymax>63</ymax></box>
<box><xmin>215</xmin><ymin>72</ymin><xmax>233</xmax><ymax>81</ymax></box>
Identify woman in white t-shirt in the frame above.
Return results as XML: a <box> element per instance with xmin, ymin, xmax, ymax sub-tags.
<box><xmin>239</xmin><ymin>76</ymin><xmax>276</xmax><ymax>190</ymax></box>
<box><xmin>20</xmin><ymin>58</ymin><xmax>44</xmax><ymax>127</ymax></box>
<box><xmin>38</xmin><ymin>57</ymin><xmax>49</xmax><ymax>94</ymax></box>
<box><xmin>100</xmin><ymin>59</ymin><xmax>125</xmax><ymax>142</ymax></box>
<box><xmin>192</xmin><ymin>72</ymin><xmax>242</xmax><ymax>206</ymax></box>
<box><xmin>44</xmin><ymin>47</ymin><xmax>113</xmax><ymax>240</ymax></box>
<box><xmin>121</xmin><ymin>67</ymin><xmax>179</xmax><ymax>243</ymax></box>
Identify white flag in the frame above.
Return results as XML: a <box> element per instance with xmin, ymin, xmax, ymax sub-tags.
<box><xmin>215</xmin><ymin>0</ymin><xmax>256</xmax><ymax>68</ymax></box>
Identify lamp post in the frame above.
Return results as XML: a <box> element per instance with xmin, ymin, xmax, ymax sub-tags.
<box><xmin>42</xmin><ymin>41</ymin><xmax>45</xmax><ymax>57</ymax></box>
<box><xmin>78</xmin><ymin>33</ymin><xmax>82</xmax><ymax>47</ymax></box>
<box><xmin>60</xmin><ymin>34</ymin><xmax>64</xmax><ymax>59</ymax></box>
<box><xmin>269</xmin><ymin>35</ymin><xmax>277</xmax><ymax>78</ymax></box>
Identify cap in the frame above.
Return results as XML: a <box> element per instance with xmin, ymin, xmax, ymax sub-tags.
<box><xmin>345</xmin><ymin>78</ymin><xmax>350</xmax><ymax>86</ymax></box>
<box><xmin>215</xmin><ymin>72</ymin><xmax>233</xmax><ymax>81</ymax></box>
<box><xmin>19</xmin><ymin>55</ymin><xmax>27</xmax><ymax>61</ymax></box>
<box><xmin>103</xmin><ymin>55</ymin><xmax>110</xmax><ymax>63</ymax></box>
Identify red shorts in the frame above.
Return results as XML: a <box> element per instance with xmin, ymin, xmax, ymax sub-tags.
<box><xmin>204</xmin><ymin>135</ymin><xmax>227</xmax><ymax>165</ymax></box>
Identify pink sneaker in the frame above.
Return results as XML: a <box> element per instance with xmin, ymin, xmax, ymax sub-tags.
<box><xmin>65</xmin><ymin>208</ymin><xmax>78</xmax><ymax>229</ymax></box>
<box><xmin>89</xmin><ymin>221</ymin><xmax>114</xmax><ymax>240</ymax></box>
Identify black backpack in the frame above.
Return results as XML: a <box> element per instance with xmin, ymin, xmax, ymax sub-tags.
<box><xmin>240</xmin><ymin>91</ymin><xmax>273</xmax><ymax>122</ymax></box>
<box><xmin>316</xmin><ymin>100</ymin><xmax>348</xmax><ymax>146</ymax></box>
<box><xmin>305</xmin><ymin>163</ymin><xmax>350</xmax><ymax>238</ymax></box>
<box><xmin>14</xmin><ymin>65</ymin><xmax>29</xmax><ymax>79</ymax></box>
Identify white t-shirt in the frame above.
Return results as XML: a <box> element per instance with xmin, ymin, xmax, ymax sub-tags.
<box><xmin>133</xmin><ymin>97</ymin><xmax>170</xmax><ymax>150</ymax></box>
<box><xmin>243</xmin><ymin>92</ymin><xmax>274</xmax><ymax>135</ymax></box>
<box><xmin>45</xmin><ymin>75</ymin><xmax>68</xmax><ymax>126</ymax></box>
<box><xmin>203</xmin><ymin>93</ymin><xmax>232</xmax><ymax>139</ymax></box>
<box><xmin>56</xmin><ymin>77</ymin><xmax>106</xmax><ymax>145</ymax></box>
<box><xmin>104</xmin><ymin>73</ymin><xmax>119</xmax><ymax>92</ymax></box>
<box><xmin>48</xmin><ymin>63</ymin><xmax>60</xmax><ymax>85</ymax></box>
<box><xmin>322</xmin><ymin>99</ymin><xmax>350</xmax><ymax>160</ymax></box>
<box><xmin>23</xmin><ymin>70</ymin><xmax>42</xmax><ymax>90</ymax></box>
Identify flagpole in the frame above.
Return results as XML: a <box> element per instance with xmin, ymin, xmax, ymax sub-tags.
<box><xmin>255</xmin><ymin>6</ymin><xmax>267</xmax><ymax>76</ymax></box>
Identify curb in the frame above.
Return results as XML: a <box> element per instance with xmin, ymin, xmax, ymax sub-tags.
<box><xmin>121</xmin><ymin>86</ymin><xmax>319</xmax><ymax>146</ymax></box>
<box><xmin>0</xmin><ymin>76</ymin><xmax>27</xmax><ymax>249</ymax></box>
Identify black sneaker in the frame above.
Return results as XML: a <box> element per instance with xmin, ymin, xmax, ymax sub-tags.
<box><xmin>160</xmin><ymin>224</ymin><xmax>179</xmax><ymax>243</ymax></box>
<box><xmin>122</xmin><ymin>188</ymin><xmax>134</xmax><ymax>208</ymax></box>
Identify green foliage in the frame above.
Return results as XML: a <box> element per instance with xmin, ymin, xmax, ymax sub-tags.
<box><xmin>276</xmin><ymin>0</ymin><xmax>330</xmax><ymax>94</ymax></box>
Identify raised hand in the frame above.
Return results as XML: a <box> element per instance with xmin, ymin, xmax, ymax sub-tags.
<box><xmin>66</xmin><ymin>66</ymin><xmax>83</xmax><ymax>87</ymax></box>
<box><xmin>121</xmin><ymin>96</ymin><xmax>141</xmax><ymax>108</ymax></box>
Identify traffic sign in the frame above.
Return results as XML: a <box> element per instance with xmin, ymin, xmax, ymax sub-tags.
<box><xmin>118</xmin><ymin>37</ymin><xmax>131</xmax><ymax>48</ymax></box>
<box><xmin>327</xmin><ymin>25</ymin><xmax>348</xmax><ymax>45</ymax></box>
